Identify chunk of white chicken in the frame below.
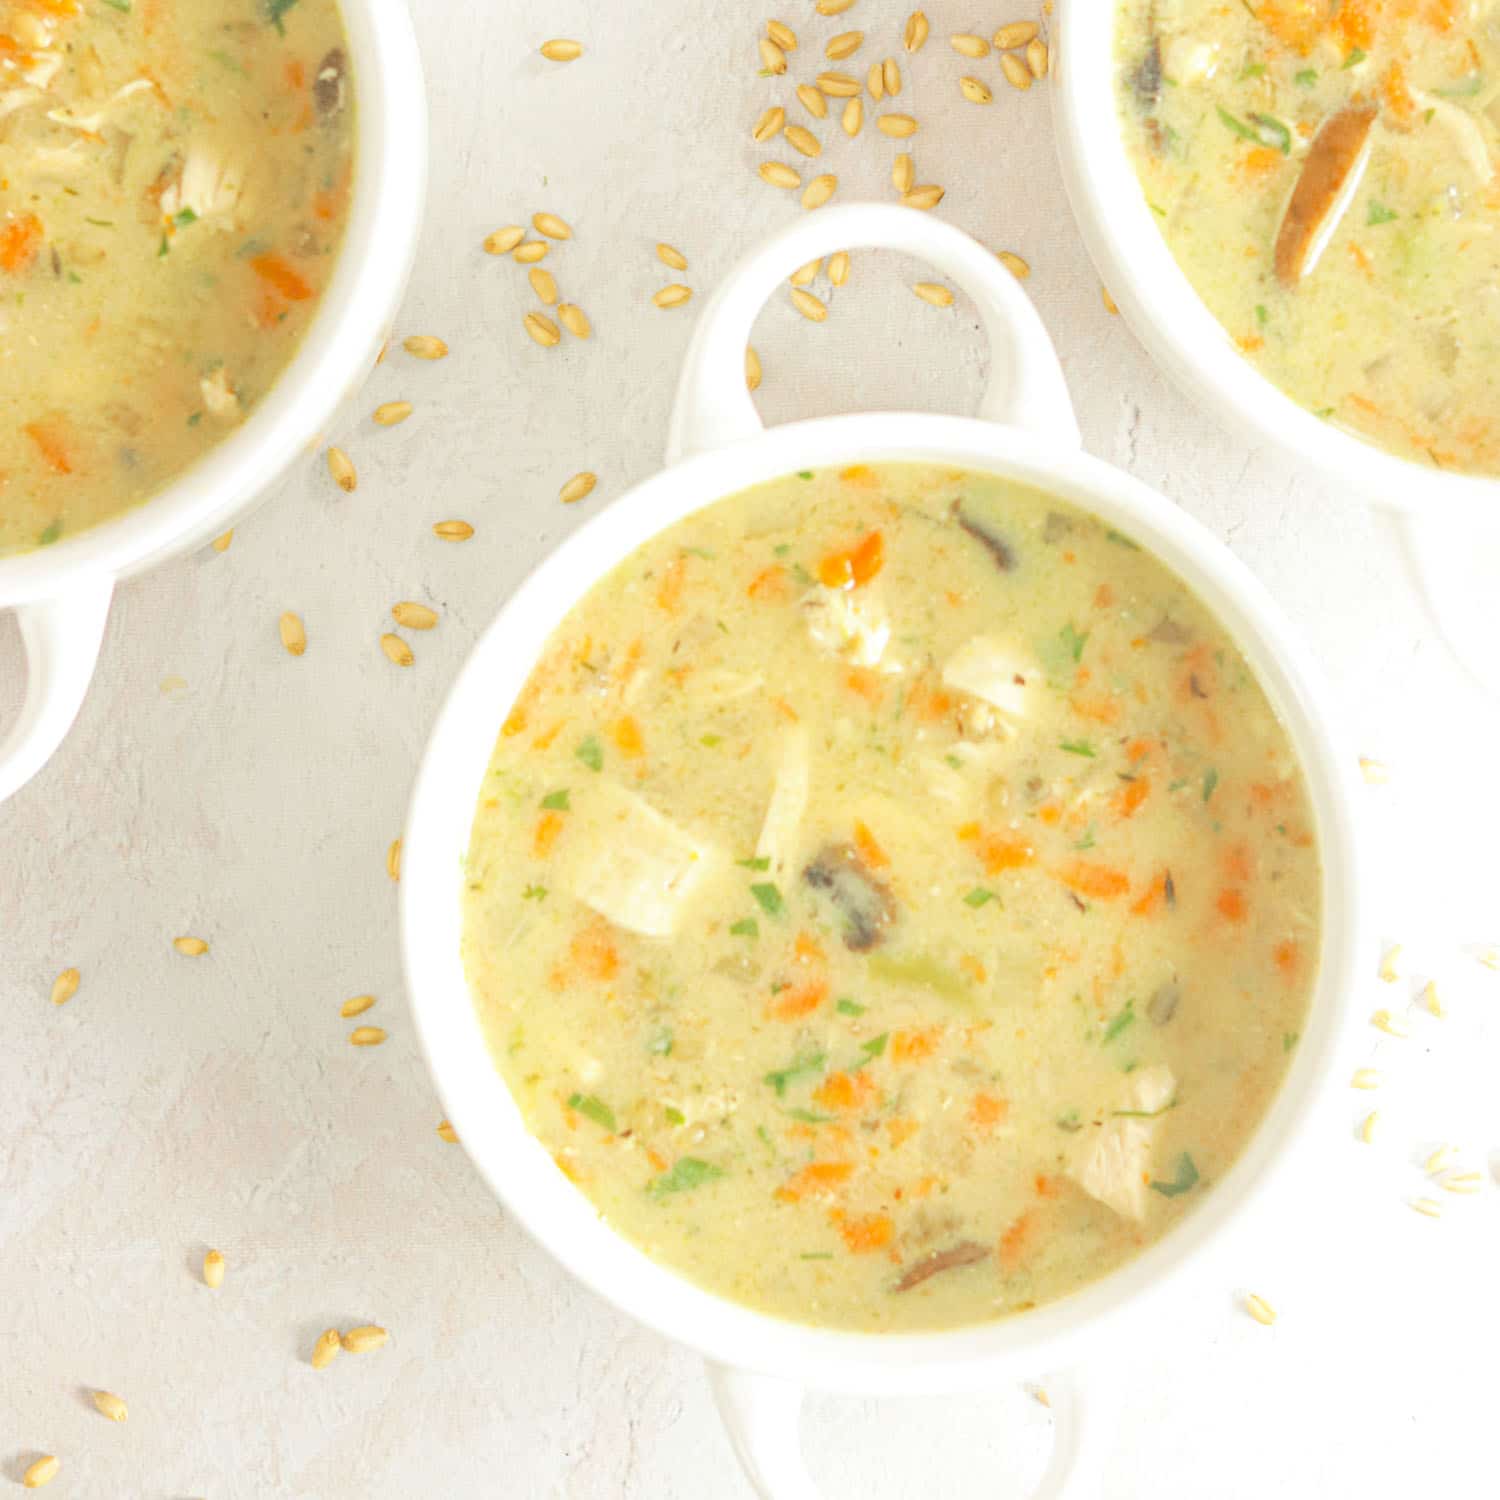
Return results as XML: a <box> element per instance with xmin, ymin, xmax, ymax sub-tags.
<box><xmin>199</xmin><ymin>368</ymin><xmax>239</xmax><ymax>419</ymax></box>
<box><xmin>159</xmin><ymin>144</ymin><xmax>246</xmax><ymax>225</ymax></box>
<box><xmin>755</xmin><ymin>724</ymin><xmax>810</xmax><ymax>882</ymax></box>
<box><xmin>563</xmin><ymin>781</ymin><xmax>718</xmax><ymax>938</ymax></box>
<box><xmin>941</xmin><ymin>636</ymin><xmax>1035</xmax><ymax>721</ymax></box>
<box><xmin>1408</xmin><ymin>91</ymin><xmax>1495</xmax><ymax>184</ymax></box>
<box><xmin>1066</xmin><ymin>1064</ymin><xmax>1177</xmax><ymax>1222</ymax></box>
<box><xmin>802</xmin><ymin>586</ymin><xmax>891</xmax><ymax>668</ymax></box>
<box><xmin>1161</xmin><ymin>36</ymin><xmax>1219</xmax><ymax>85</ymax></box>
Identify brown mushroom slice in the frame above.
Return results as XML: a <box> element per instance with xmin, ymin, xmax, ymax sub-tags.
<box><xmin>952</xmin><ymin>498</ymin><xmax>1015</xmax><ymax>572</ymax></box>
<box><xmin>1273</xmin><ymin>105</ymin><xmax>1377</xmax><ymax>288</ymax></box>
<box><xmin>893</xmin><ymin>1240</ymin><xmax>989</xmax><ymax>1293</ymax></box>
<box><xmin>802</xmin><ymin>842</ymin><xmax>898</xmax><ymax>952</ymax></box>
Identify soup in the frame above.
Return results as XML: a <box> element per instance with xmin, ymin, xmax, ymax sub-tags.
<box><xmin>1115</xmin><ymin>0</ymin><xmax>1500</xmax><ymax>477</ymax></box>
<box><xmin>461</xmin><ymin>464</ymin><xmax>1321</xmax><ymax>1332</ymax></box>
<box><xmin>0</xmin><ymin>0</ymin><xmax>355</xmax><ymax>557</ymax></box>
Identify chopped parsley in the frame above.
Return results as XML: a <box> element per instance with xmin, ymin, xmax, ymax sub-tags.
<box><xmin>749</xmin><ymin>881</ymin><xmax>784</xmax><ymax>917</ymax></box>
<box><xmin>1294</xmin><ymin>68</ymin><xmax>1318</xmax><ymax>87</ymax></box>
<box><xmin>963</xmin><ymin>887</ymin><xmax>998</xmax><ymax>908</ymax></box>
<box><xmin>663</xmin><ymin>1106</ymin><xmax>685</xmax><ymax>1126</ymax></box>
<box><xmin>574</xmin><ymin>735</ymin><xmax>603</xmax><ymax>771</ymax></box>
<box><xmin>522</xmin><ymin>884</ymin><xmax>547</xmax><ymax>901</ymax></box>
<box><xmin>1060</xmin><ymin>621</ymin><xmax>1090</xmax><ymax>663</ymax></box>
<box><xmin>1150</xmin><ymin>1153</ymin><xmax>1200</xmax><ymax>1198</ymax></box>
<box><xmin>1342</xmin><ymin>47</ymin><xmax>1366</xmax><ymax>69</ymax></box>
<box><xmin>836</xmin><ymin>998</ymin><xmax>866</xmax><ymax>1017</ymax></box>
<box><xmin>540</xmin><ymin>788</ymin><xmax>571</xmax><ymax>811</ymax></box>
<box><xmin>1201</xmin><ymin>768</ymin><xmax>1219</xmax><ymax>803</ymax></box>
<box><xmin>647</xmin><ymin>1157</ymin><xmax>725</xmax><ymax>1197</ymax></box>
<box><xmin>264</xmin><ymin>0</ymin><xmax>300</xmax><ymax>34</ymax></box>
<box><xmin>1060</xmin><ymin>739</ymin><xmax>1097</xmax><ymax>758</ymax></box>
<box><xmin>567</xmin><ymin>1094</ymin><xmax>616</xmax><ymax>1132</ymax></box>
<box><xmin>1366</xmin><ymin>200</ymin><xmax>1398</xmax><ymax>225</ymax></box>
<box><xmin>1103</xmin><ymin>998</ymin><xmax>1136</xmax><ymax>1044</ymax></box>
<box><xmin>764</xmin><ymin>1046</ymin><xmax>826</xmax><ymax>1097</ymax></box>
<box><xmin>729</xmin><ymin>917</ymin><xmax>759</xmax><ymax>938</ymax></box>
<box><xmin>647</xmin><ymin>1026</ymin><xmax>674</xmax><ymax>1057</ymax></box>
<box><xmin>736</xmin><ymin>855</ymin><xmax>771</xmax><ymax>871</ymax></box>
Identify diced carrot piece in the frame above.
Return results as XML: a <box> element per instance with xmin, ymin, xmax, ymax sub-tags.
<box><xmin>250</xmin><ymin>252</ymin><xmax>314</xmax><ymax>302</ymax></box>
<box><xmin>502</xmin><ymin>706</ymin><xmax>528</xmax><ymax>737</ymax></box>
<box><xmin>1034</xmin><ymin>1174</ymin><xmax>1062</xmax><ymax>1198</ymax></box>
<box><xmin>814</xmin><ymin>1070</ymin><xmax>876</xmax><ymax>1114</ymax></box>
<box><xmin>611</xmin><ymin>715</ymin><xmax>644</xmax><ymax>757</ymax></box>
<box><xmin>1070</xmin><ymin>694</ymin><xmax>1121</xmax><ymax>726</ymax></box>
<box><xmin>998</xmin><ymin>1209</ymin><xmax>1037</xmax><ymax>1270</ymax></box>
<box><xmin>853</xmin><ymin>820</ymin><xmax>890</xmax><ymax>869</ymax></box>
<box><xmin>839</xmin><ymin>464</ymin><xmax>878</xmax><ymax>487</ymax></box>
<box><xmin>818</xmin><ymin>530</ymin><xmax>885</xmax><ymax>589</ymax></box>
<box><xmin>533</xmin><ymin>810</ymin><xmax>564</xmax><ymax>856</ymax></box>
<box><xmin>1217</xmin><ymin>888</ymin><xmax>1248</xmax><ymax>923</ymax></box>
<box><xmin>958</xmin><ymin>954</ymin><xmax>986</xmax><ymax>984</ymax></box>
<box><xmin>974</xmin><ymin>833</ymin><xmax>1036</xmax><ymax>876</ymax></box>
<box><xmin>970</xmin><ymin>1093</ymin><xmax>1008</xmax><ymax>1127</ymax></box>
<box><xmin>794</xmin><ymin>931</ymin><xmax>825</xmax><ymax>964</ymax></box>
<box><xmin>1273</xmin><ymin>939</ymin><xmax>1301</xmax><ymax>980</ymax></box>
<box><xmin>1038</xmin><ymin>803</ymin><xmax>1062</xmax><ymax>826</ymax></box>
<box><xmin>891</xmin><ymin>1027</ymin><xmax>941</xmax><ymax>1063</ymax></box>
<box><xmin>531</xmin><ymin>720</ymin><xmax>564</xmax><ymax>751</ymax></box>
<box><xmin>912</xmin><ymin>682</ymin><xmax>954</xmax><ymax>722</ymax></box>
<box><xmin>886</xmin><ymin>1117</ymin><xmax>919</xmax><ymax>1149</ymax></box>
<box><xmin>23</xmin><ymin>418</ymin><xmax>72</xmax><ymax>475</ymax></box>
<box><xmin>1223</xmin><ymin>842</ymin><xmax>1253</xmax><ymax>882</ymax></box>
<box><xmin>838</xmin><ymin>1213</ymin><xmax>894</xmax><ymax>1253</ymax></box>
<box><xmin>566</xmin><ymin>919</ymin><xmax>620</xmax><ymax>982</ymax></box>
<box><xmin>956</xmin><ymin>821</ymin><xmax>980</xmax><ymax>842</ymax></box>
<box><xmin>771</xmin><ymin>696</ymin><xmax>800</xmax><ymax>722</ymax></box>
<box><xmin>843</xmin><ymin>666</ymin><xmax>884</xmax><ymax>703</ymax></box>
<box><xmin>747</xmin><ymin>565</ymin><xmax>789</xmax><ymax>600</ymax></box>
<box><xmin>1131</xmin><ymin>871</ymin><xmax>1169</xmax><ymax>916</ymax></box>
<box><xmin>1112</xmin><ymin>777</ymin><xmax>1151</xmax><ymax>820</ymax></box>
<box><xmin>554</xmin><ymin>1152</ymin><xmax>583</xmax><ymax>1182</ymax></box>
<box><xmin>655</xmin><ymin>555</ymin><xmax>687</xmax><ymax>612</ymax></box>
<box><xmin>1058</xmin><ymin>862</ymin><xmax>1130</xmax><ymax>900</ymax></box>
<box><xmin>769</xmin><ymin>978</ymin><xmax>829</xmax><ymax>1020</ymax></box>
<box><xmin>0</xmin><ymin>211</ymin><xmax>44</xmax><ymax>274</ymax></box>
<box><xmin>1093</xmin><ymin>583</ymin><xmax>1114</xmax><ymax>609</ymax></box>
<box><xmin>775</xmin><ymin>1161</ymin><xmax>854</xmax><ymax>1203</ymax></box>
<box><xmin>1240</xmin><ymin>147</ymin><xmax>1284</xmax><ymax>179</ymax></box>
<box><xmin>1126</xmin><ymin>738</ymin><xmax>1153</xmax><ymax>763</ymax></box>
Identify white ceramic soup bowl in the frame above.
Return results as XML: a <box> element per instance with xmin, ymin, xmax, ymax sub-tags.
<box><xmin>0</xmin><ymin>0</ymin><xmax>427</xmax><ymax>805</ymax></box>
<box><xmin>1050</xmin><ymin>0</ymin><xmax>1500</xmax><ymax>694</ymax></box>
<box><xmin>401</xmin><ymin>205</ymin><xmax>1364</xmax><ymax>1499</ymax></box>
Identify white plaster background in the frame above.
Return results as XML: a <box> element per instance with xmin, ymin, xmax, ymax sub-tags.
<box><xmin>3</xmin><ymin>2</ymin><xmax>1498</xmax><ymax>1496</ymax></box>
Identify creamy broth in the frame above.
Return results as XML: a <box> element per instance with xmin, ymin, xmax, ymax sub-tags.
<box><xmin>462</xmin><ymin>464</ymin><xmax>1321</xmax><ymax>1333</ymax></box>
<box><xmin>0</xmin><ymin>0</ymin><xmax>355</xmax><ymax>556</ymax></box>
<box><xmin>1115</xmin><ymin>0</ymin><xmax>1500</xmax><ymax>477</ymax></box>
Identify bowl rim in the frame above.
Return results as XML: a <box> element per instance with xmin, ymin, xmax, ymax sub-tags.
<box><xmin>0</xmin><ymin>0</ymin><xmax>428</xmax><ymax>601</ymax></box>
<box><xmin>1049</xmin><ymin>0</ymin><xmax>1499</xmax><ymax>518</ymax></box>
<box><xmin>399</xmin><ymin>412</ymin><xmax>1365</xmax><ymax>1393</ymax></box>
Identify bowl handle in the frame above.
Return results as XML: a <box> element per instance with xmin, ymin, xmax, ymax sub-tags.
<box><xmin>0</xmin><ymin>580</ymin><xmax>113</xmax><ymax>804</ymax></box>
<box><xmin>1401</xmin><ymin>516</ymin><xmax>1500</xmax><ymax>700</ymax></box>
<box><xmin>666</xmin><ymin>204</ymin><xmax>1080</xmax><ymax>465</ymax></box>
<box><xmin>709</xmin><ymin>1363</ymin><xmax>1108</xmax><ymax>1500</ymax></box>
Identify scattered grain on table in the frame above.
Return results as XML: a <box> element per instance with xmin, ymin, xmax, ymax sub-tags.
<box><xmin>558</xmin><ymin>303</ymin><xmax>592</xmax><ymax>339</ymax></box>
<box><xmin>380</xmin><ymin>634</ymin><xmax>414</xmax><ymax>668</ymax></box>
<box><xmin>341</xmin><ymin>1325</ymin><xmax>389</xmax><ymax>1353</ymax></box>
<box><xmin>279</xmin><ymin>612</ymin><xmax>307</xmax><ymax>657</ymax></box>
<box><xmin>657</xmin><ymin>242</ymin><xmax>688</xmax><ymax>270</ymax></box>
<box><xmin>350</xmin><ymin>1025</ymin><xmax>388</xmax><ymax>1047</ymax></box>
<box><xmin>327</xmin><ymin>446</ymin><xmax>357</xmax><ymax>492</ymax></box>
<box><xmin>402</xmin><ymin>335</ymin><xmax>448</xmax><ymax>360</ymax></box>
<box><xmin>91</xmin><ymin>1391</ymin><xmax>128</xmax><ymax>1423</ymax></box>
<box><xmin>539</xmin><ymin>39</ymin><xmax>582</xmax><ymax>62</ymax></box>
<box><xmin>203</xmin><ymin>1249</ymin><xmax>225</xmax><ymax>1288</ymax></box>
<box><xmin>173</xmin><ymin>936</ymin><xmax>209</xmax><ymax>957</ymax></box>
<box><xmin>50</xmin><ymin>968</ymin><xmax>79</xmax><ymax>1007</ymax></box>
<box><xmin>560</xmin><ymin>471</ymin><xmax>597</xmax><ymax>505</ymax></box>
<box><xmin>341</xmin><ymin>994</ymin><xmax>376</xmax><ymax>1018</ymax></box>
<box><xmin>532</xmin><ymin>212</ymin><xmax>572</xmax><ymax>240</ymax></box>
<box><xmin>483</xmin><ymin>226</ymin><xmax>524</xmax><ymax>256</ymax></box>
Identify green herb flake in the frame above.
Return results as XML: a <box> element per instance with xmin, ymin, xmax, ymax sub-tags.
<box><xmin>736</xmin><ymin>855</ymin><xmax>771</xmax><ymax>871</ymax></box>
<box><xmin>750</xmin><ymin>882</ymin><xmax>784</xmax><ymax>917</ymax></box>
<box><xmin>264</xmin><ymin>0</ymin><xmax>300</xmax><ymax>34</ymax></box>
<box><xmin>1150</xmin><ymin>1152</ymin><xmax>1200</xmax><ymax>1198</ymax></box>
<box><xmin>647</xmin><ymin>1026</ymin><xmax>674</xmax><ymax>1057</ymax></box>
<box><xmin>800</xmin><ymin>1251</ymin><xmax>834</xmax><ymax>1260</ymax></box>
<box><xmin>1060</xmin><ymin>621</ymin><xmax>1089</xmax><ymax>663</ymax></box>
<box><xmin>568</xmin><ymin>1093</ymin><xmax>617</xmax><ymax>1132</ymax></box>
<box><xmin>1216</xmin><ymin>104</ymin><xmax>1259</xmax><ymax>143</ymax></box>
<box><xmin>1239</xmin><ymin>61</ymin><xmax>1266</xmax><ymax>79</ymax></box>
<box><xmin>575</xmin><ymin>735</ymin><xmax>603</xmax><ymax>772</ymax></box>
<box><xmin>1294</xmin><ymin>68</ymin><xmax>1317</xmax><ymax>87</ymax></box>
<box><xmin>174</xmin><ymin>207</ymin><xmax>198</xmax><ymax>228</ymax></box>
<box><xmin>797</xmin><ymin>470</ymin><xmax>815</xmax><ymax>480</ymax></box>
<box><xmin>540</xmin><ymin>789</ymin><xmax>571</xmax><ymax>811</ymax></box>
<box><xmin>1060</xmin><ymin>739</ymin><xmax>1097</xmax><ymax>758</ymax></box>
<box><xmin>1103</xmin><ymin>998</ymin><xmax>1136</xmax><ymax>1044</ymax></box>
<box><xmin>84</xmin><ymin>217</ymin><xmax>115</xmax><ymax>228</ymax></box>
<box><xmin>1201</xmin><ymin>768</ymin><xmax>1219</xmax><ymax>803</ymax></box>
<box><xmin>664</xmin><ymin>1106</ymin><xmax>686</xmax><ymax>1126</ymax></box>
<box><xmin>1366</xmin><ymin>200</ymin><xmax>1398</xmax><ymax>225</ymax></box>
<box><xmin>1282</xmin><ymin>1031</ymin><xmax>1299</xmax><ymax>1052</ymax></box>
<box><xmin>963</xmin><ymin>887</ymin><xmax>997</xmax><ymax>908</ymax></box>
<box><xmin>1342</xmin><ymin>47</ymin><xmax>1366</xmax><ymax>69</ymax></box>
<box><xmin>729</xmin><ymin>917</ymin><xmax>759</xmax><ymax>939</ymax></box>
<box><xmin>861</xmin><ymin>1032</ymin><xmax>889</xmax><ymax>1059</ymax></box>
<box><xmin>158</xmin><ymin>233</ymin><xmax>170</xmax><ymax>257</ymax></box>
<box><xmin>785</xmin><ymin>1107</ymin><xmax>835</xmax><ymax>1123</ymax></box>
<box><xmin>186</xmin><ymin>410</ymin><xmax>203</xmax><ymax>426</ymax></box>
<box><xmin>101</xmin><ymin>0</ymin><xmax>132</xmax><ymax>9</ymax></box>
<box><xmin>1105</xmin><ymin>528</ymin><xmax>1140</xmax><ymax>550</ymax></box>
<box><xmin>836</xmin><ymin>998</ymin><xmax>866</xmax><ymax>1017</ymax></box>
<box><xmin>764</xmin><ymin>1046</ymin><xmax>826</xmax><ymax>1097</ymax></box>
<box><xmin>647</xmin><ymin>1156</ymin><xmax>725</xmax><ymax>1198</ymax></box>
<box><xmin>522</xmin><ymin>884</ymin><xmax>548</xmax><ymax>901</ymax></box>
<box><xmin>1056</xmin><ymin>1109</ymin><xmax>1083</xmax><ymax>1132</ymax></box>
<box><xmin>1249</xmin><ymin>112</ymin><xmax>1291</xmax><ymax>153</ymax></box>
<box><xmin>1254</xmin><ymin>303</ymin><xmax>1269</xmax><ymax>327</ymax></box>
<box><xmin>699</xmin><ymin>733</ymin><xmax>722</xmax><ymax>748</ymax></box>
<box><xmin>37</xmin><ymin>519</ymin><xmax>63</xmax><ymax>547</ymax></box>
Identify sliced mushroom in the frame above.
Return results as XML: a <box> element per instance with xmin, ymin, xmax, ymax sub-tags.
<box><xmin>802</xmin><ymin>842</ymin><xmax>897</xmax><ymax>952</ymax></box>
<box><xmin>1146</xmin><ymin>616</ymin><xmax>1192</xmax><ymax>646</ymax></box>
<box><xmin>952</xmin><ymin>498</ymin><xmax>1015</xmax><ymax>572</ymax></box>
<box><xmin>893</xmin><ymin>1240</ymin><xmax>989</xmax><ymax>1293</ymax></box>
<box><xmin>1131</xmin><ymin>36</ymin><xmax>1162</xmax><ymax>109</ymax></box>
<box><xmin>314</xmin><ymin>48</ymin><xmax>348</xmax><ymax>119</ymax></box>
<box><xmin>1273</xmin><ymin>104</ymin><xmax>1377</xmax><ymax>287</ymax></box>
<box><xmin>1147</xmin><ymin>978</ymin><xmax>1180</xmax><ymax>1025</ymax></box>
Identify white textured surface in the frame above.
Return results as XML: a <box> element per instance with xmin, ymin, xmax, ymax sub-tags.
<box><xmin>3</xmin><ymin>3</ymin><xmax>1498</xmax><ymax>1496</ymax></box>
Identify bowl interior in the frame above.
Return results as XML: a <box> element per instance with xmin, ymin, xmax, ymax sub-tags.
<box><xmin>0</xmin><ymin>0</ymin><xmax>427</xmax><ymax>602</ymax></box>
<box><xmin>401</xmin><ymin>415</ymin><xmax>1364</xmax><ymax>1391</ymax></box>
<box><xmin>1051</xmin><ymin>0</ymin><xmax>1498</xmax><ymax>518</ymax></box>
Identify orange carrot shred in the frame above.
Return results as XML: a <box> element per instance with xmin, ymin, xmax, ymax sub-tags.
<box><xmin>838</xmin><ymin>1213</ymin><xmax>894</xmax><ymax>1253</ymax></box>
<box><xmin>852</xmin><ymin>820</ymin><xmax>890</xmax><ymax>869</ymax></box>
<box><xmin>775</xmin><ymin>1161</ymin><xmax>853</xmax><ymax>1203</ymax></box>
